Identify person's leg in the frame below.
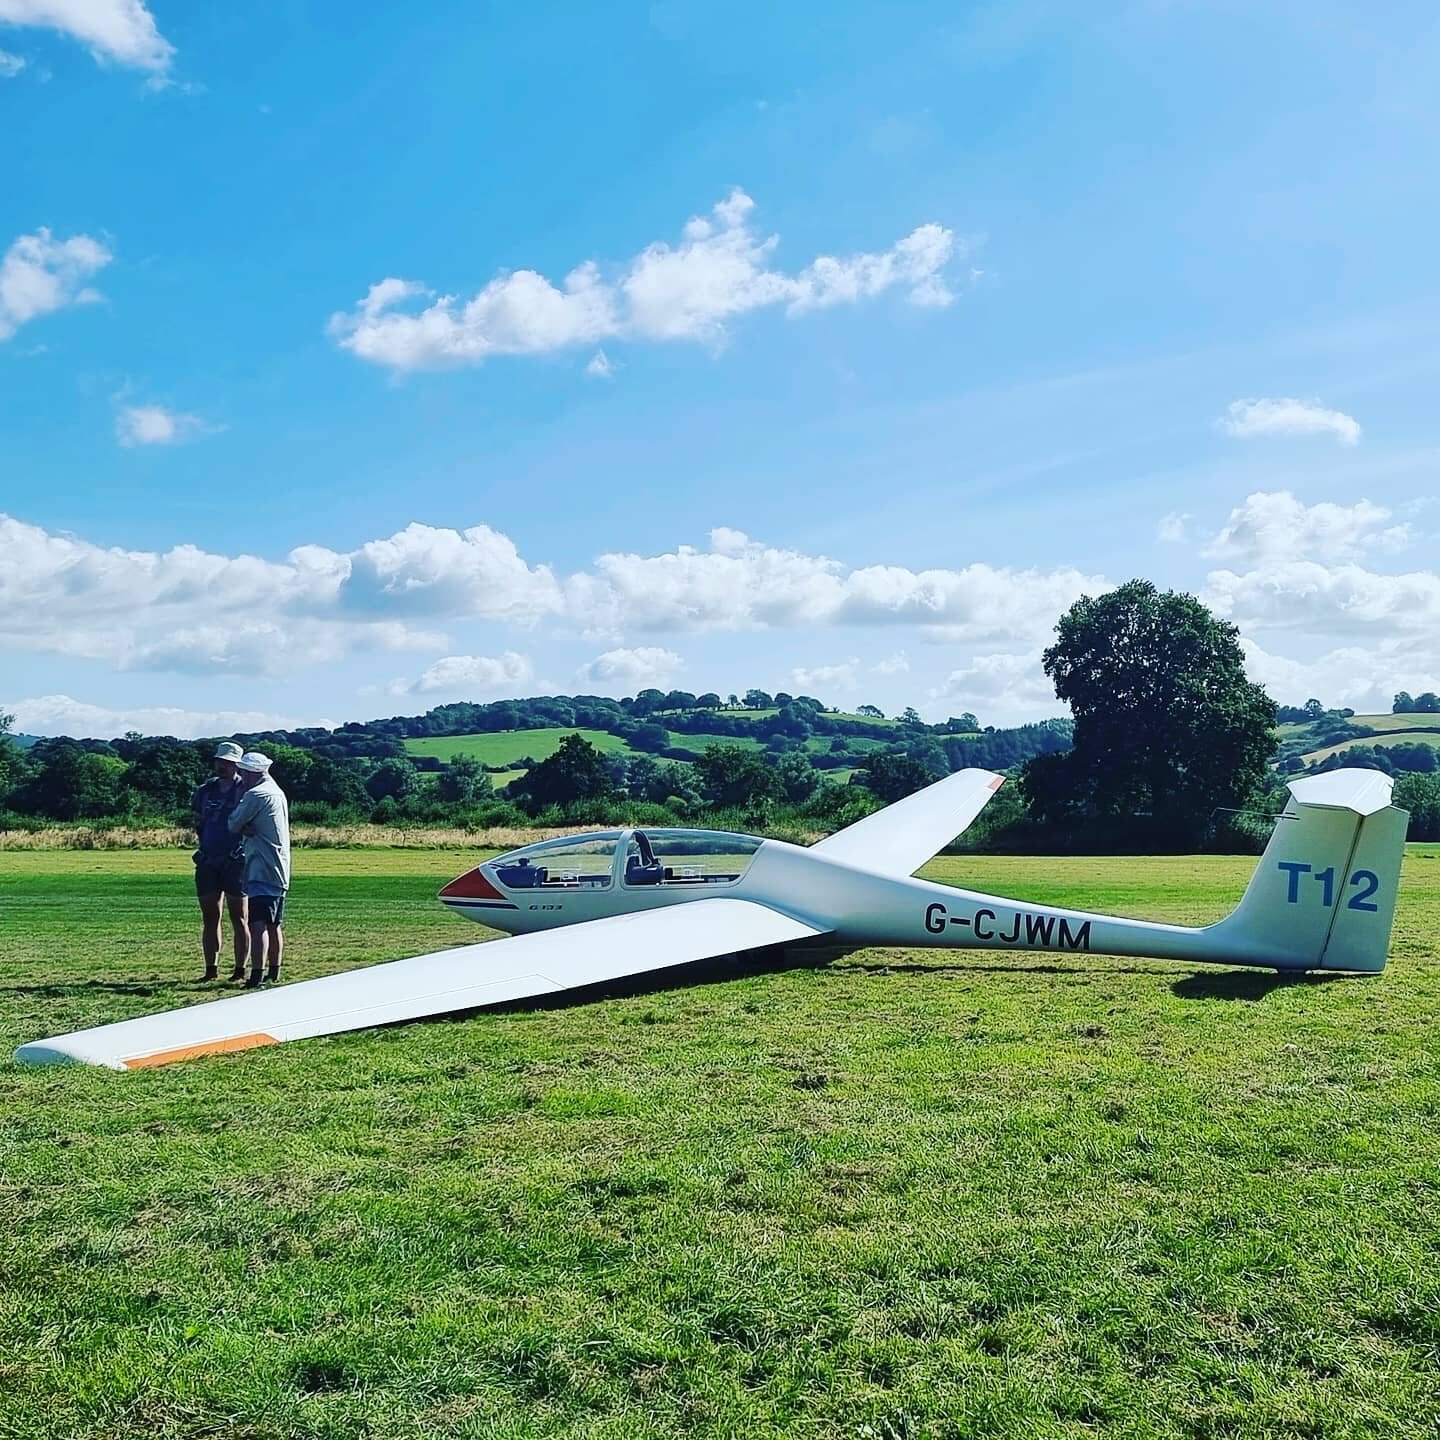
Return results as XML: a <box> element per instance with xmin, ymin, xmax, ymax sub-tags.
<box><xmin>197</xmin><ymin>892</ymin><xmax>222</xmax><ymax>979</ymax></box>
<box><xmin>225</xmin><ymin>892</ymin><xmax>250</xmax><ymax>979</ymax></box>
<box><xmin>266</xmin><ymin>922</ymin><xmax>283</xmax><ymax>982</ymax></box>
<box><xmin>246</xmin><ymin>918</ymin><xmax>269</xmax><ymax>986</ymax></box>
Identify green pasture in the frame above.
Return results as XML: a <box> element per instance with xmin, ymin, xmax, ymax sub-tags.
<box><xmin>2</xmin><ymin>846</ymin><xmax>1439</xmax><ymax>1438</ymax></box>
<box><xmin>404</xmin><ymin>728</ymin><xmax>637</xmax><ymax>766</ymax></box>
<box><xmin>665</xmin><ymin>733</ymin><xmax>765</xmax><ymax>753</ymax></box>
<box><xmin>1349</xmin><ymin>713</ymin><xmax>1440</xmax><ymax>734</ymax></box>
<box><xmin>1307</xmin><ymin>732</ymin><xmax>1440</xmax><ymax>763</ymax></box>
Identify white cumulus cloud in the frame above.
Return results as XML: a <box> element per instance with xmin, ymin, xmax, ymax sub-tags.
<box><xmin>791</xmin><ymin>659</ymin><xmax>860</xmax><ymax>693</ymax></box>
<box><xmin>1157</xmin><ymin>511</ymin><xmax>1190</xmax><ymax>543</ymax></box>
<box><xmin>2</xmin><ymin>694</ymin><xmax>305</xmax><ymax>741</ymax></box>
<box><xmin>393</xmin><ymin>651</ymin><xmax>535</xmax><ymax>698</ymax></box>
<box><xmin>1240</xmin><ymin>638</ymin><xmax>1440</xmax><ymax>714</ymax></box>
<box><xmin>0</xmin><ymin>0</ymin><xmax>173</xmax><ymax>72</ymax></box>
<box><xmin>0</xmin><ymin>46</ymin><xmax>25</xmax><ymax>74</ymax></box>
<box><xmin>1217</xmin><ymin>397</ymin><xmax>1361</xmax><ymax>446</ymax></box>
<box><xmin>1203</xmin><ymin>490</ymin><xmax>1410</xmax><ymax>564</ymax></box>
<box><xmin>577</xmin><ymin>647</ymin><xmax>684</xmax><ymax>690</ymax></box>
<box><xmin>329</xmin><ymin>189</ymin><xmax>960</xmax><ymax>373</ymax></box>
<box><xmin>115</xmin><ymin>403</ymin><xmax>209</xmax><ymax>447</ymax></box>
<box><xmin>1198</xmin><ymin>491</ymin><xmax>1437</xmax><ymax>646</ymax></box>
<box><xmin>573</xmin><ymin>528</ymin><xmax>1103</xmax><ymax>642</ymax></box>
<box><xmin>0</xmin><ymin>228</ymin><xmax>112</xmax><ymax>342</ymax></box>
<box><xmin>0</xmin><ymin>513</ymin><xmax>1110</xmax><ymax>686</ymax></box>
<box><xmin>929</xmin><ymin>651</ymin><xmax>1059</xmax><ymax>727</ymax></box>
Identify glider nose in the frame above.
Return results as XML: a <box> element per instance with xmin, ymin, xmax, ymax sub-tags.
<box><xmin>439</xmin><ymin>867</ymin><xmax>507</xmax><ymax>902</ymax></box>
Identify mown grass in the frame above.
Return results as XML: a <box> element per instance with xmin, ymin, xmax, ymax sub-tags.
<box><xmin>404</xmin><ymin>729</ymin><xmax>638</xmax><ymax>765</ymax></box>
<box><xmin>1308</xmin><ymin>732</ymin><xmax>1440</xmax><ymax>763</ymax></box>
<box><xmin>1348</xmin><ymin>713</ymin><xmax>1440</xmax><ymax>734</ymax></box>
<box><xmin>1</xmin><ymin>847</ymin><xmax>1439</xmax><ymax>1439</ymax></box>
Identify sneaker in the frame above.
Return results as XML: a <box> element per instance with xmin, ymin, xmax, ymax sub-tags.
<box><xmin>201</xmin><ymin>967</ymin><xmax>218</xmax><ymax>983</ymax></box>
<box><xmin>266</xmin><ymin>969</ymin><xmax>281</xmax><ymax>986</ymax></box>
<box><xmin>228</xmin><ymin>968</ymin><xmax>246</xmax><ymax>983</ymax></box>
<box><xmin>243</xmin><ymin>973</ymin><xmax>268</xmax><ymax>990</ymax></box>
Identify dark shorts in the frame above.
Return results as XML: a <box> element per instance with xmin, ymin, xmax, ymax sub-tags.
<box><xmin>195</xmin><ymin>855</ymin><xmax>245</xmax><ymax>899</ymax></box>
<box><xmin>247</xmin><ymin>892</ymin><xmax>286</xmax><ymax>926</ymax></box>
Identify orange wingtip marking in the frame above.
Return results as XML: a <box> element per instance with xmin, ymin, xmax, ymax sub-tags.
<box><xmin>123</xmin><ymin>1032</ymin><xmax>278</xmax><ymax>1069</ymax></box>
<box><xmin>988</xmin><ymin>775</ymin><xmax>1005</xmax><ymax>790</ymax></box>
<box><xmin>440</xmin><ymin>867</ymin><xmax>505</xmax><ymax>900</ymax></box>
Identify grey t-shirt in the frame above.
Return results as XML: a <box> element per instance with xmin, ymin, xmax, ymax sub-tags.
<box><xmin>227</xmin><ymin>776</ymin><xmax>291</xmax><ymax>895</ymax></box>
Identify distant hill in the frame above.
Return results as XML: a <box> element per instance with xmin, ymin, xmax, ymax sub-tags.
<box><xmin>12</xmin><ymin>734</ymin><xmax>41</xmax><ymax>749</ymax></box>
<box><xmin>1280</xmin><ymin>711</ymin><xmax>1440</xmax><ymax>775</ymax></box>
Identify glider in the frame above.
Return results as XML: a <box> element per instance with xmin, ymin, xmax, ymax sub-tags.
<box><xmin>15</xmin><ymin>766</ymin><xmax>1407</xmax><ymax>1070</ymax></box>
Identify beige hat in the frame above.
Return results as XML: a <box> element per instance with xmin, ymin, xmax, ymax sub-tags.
<box><xmin>213</xmin><ymin>741</ymin><xmax>244</xmax><ymax>763</ymax></box>
<box><xmin>237</xmin><ymin>751</ymin><xmax>272</xmax><ymax>773</ymax></box>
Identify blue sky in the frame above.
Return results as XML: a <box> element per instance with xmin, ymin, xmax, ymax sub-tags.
<box><xmin>3</xmin><ymin>0</ymin><xmax>1439</xmax><ymax>737</ymax></box>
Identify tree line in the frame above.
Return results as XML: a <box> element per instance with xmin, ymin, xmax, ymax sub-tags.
<box><xmin>6</xmin><ymin>581</ymin><xmax>1438</xmax><ymax>846</ymax></box>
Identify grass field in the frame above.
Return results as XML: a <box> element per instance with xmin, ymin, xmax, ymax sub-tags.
<box><xmin>1307</xmin><ymin>732</ymin><xmax>1440</xmax><ymax>763</ymax></box>
<box><xmin>404</xmin><ymin>728</ymin><xmax>637</xmax><ymax>766</ymax></box>
<box><xmin>1349</xmin><ymin>713</ymin><xmax>1440</xmax><ymax>734</ymax></box>
<box><xmin>3</xmin><ymin>847</ymin><xmax>1440</xmax><ymax>1438</ymax></box>
<box><xmin>1278</xmin><ymin>712</ymin><xmax>1440</xmax><ymax>745</ymax></box>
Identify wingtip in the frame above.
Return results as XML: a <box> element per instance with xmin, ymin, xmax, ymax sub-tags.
<box><xmin>14</xmin><ymin>1040</ymin><xmax>115</xmax><ymax>1069</ymax></box>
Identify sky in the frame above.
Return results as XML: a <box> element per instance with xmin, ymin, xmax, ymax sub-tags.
<box><xmin>3</xmin><ymin>0</ymin><xmax>1439</xmax><ymax>739</ymax></box>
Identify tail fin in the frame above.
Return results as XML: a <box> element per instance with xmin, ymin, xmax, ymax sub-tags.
<box><xmin>1210</xmin><ymin>769</ymin><xmax>1408</xmax><ymax>973</ymax></box>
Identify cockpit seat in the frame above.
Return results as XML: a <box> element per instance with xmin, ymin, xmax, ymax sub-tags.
<box><xmin>625</xmin><ymin>857</ymin><xmax>665</xmax><ymax>886</ymax></box>
<box><xmin>495</xmin><ymin>862</ymin><xmax>546</xmax><ymax>888</ymax></box>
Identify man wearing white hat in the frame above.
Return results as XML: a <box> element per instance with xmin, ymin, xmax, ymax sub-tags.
<box><xmin>227</xmin><ymin>751</ymin><xmax>291</xmax><ymax>989</ymax></box>
<box><xmin>191</xmin><ymin>741</ymin><xmax>249</xmax><ymax>982</ymax></box>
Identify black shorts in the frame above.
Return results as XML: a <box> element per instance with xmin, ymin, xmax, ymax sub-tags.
<box><xmin>247</xmin><ymin>892</ymin><xmax>286</xmax><ymax>926</ymax></box>
<box><xmin>195</xmin><ymin>855</ymin><xmax>245</xmax><ymax>899</ymax></box>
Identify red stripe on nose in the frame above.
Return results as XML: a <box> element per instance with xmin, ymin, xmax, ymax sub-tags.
<box><xmin>439</xmin><ymin>868</ymin><xmax>506</xmax><ymax>900</ymax></box>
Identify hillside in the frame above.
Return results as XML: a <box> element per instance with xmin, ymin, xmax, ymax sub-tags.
<box><xmin>1281</xmin><ymin>711</ymin><xmax>1440</xmax><ymax>776</ymax></box>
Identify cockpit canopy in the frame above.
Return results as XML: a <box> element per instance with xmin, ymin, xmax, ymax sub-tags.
<box><xmin>488</xmin><ymin>828</ymin><xmax>765</xmax><ymax>891</ymax></box>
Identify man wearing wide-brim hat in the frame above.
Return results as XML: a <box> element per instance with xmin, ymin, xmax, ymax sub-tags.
<box><xmin>228</xmin><ymin>751</ymin><xmax>291</xmax><ymax>989</ymax></box>
<box><xmin>191</xmin><ymin>741</ymin><xmax>250</xmax><ymax>982</ymax></box>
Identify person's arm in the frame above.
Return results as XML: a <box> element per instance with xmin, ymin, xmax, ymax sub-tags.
<box><xmin>191</xmin><ymin>785</ymin><xmax>206</xmax><ymax>847</ymax></box>
<box><xmin>227</xmin><ymin>788</ymin><xmax>257</xmax><ymax>835</ymax></box>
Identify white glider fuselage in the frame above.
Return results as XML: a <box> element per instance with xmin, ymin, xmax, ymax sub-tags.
<box><xmin>444</xmin><ymin>775</ymin><xmax>1407</xmax><ymax>977</ymax></box>
<box><xmin>14</xmin><ymin>767</ymin><xmax>1407</xmax><ymax>1070</ymax></box>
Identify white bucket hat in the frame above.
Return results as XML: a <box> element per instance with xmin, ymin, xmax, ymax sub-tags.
<box><xmin>213</xmin><ymin>741</ymin><xmax>244</xmax><ymax>763</ymax></box>
<box><xmin>237</xmin><ymin>751</ymin><xmax>272</xmax><ymax>774</ymax></box>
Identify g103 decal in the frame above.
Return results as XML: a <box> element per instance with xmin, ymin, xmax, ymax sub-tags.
<box><xmin>1277</xmin><ymin>862</ymin><xmax>1380</xmax><ymax>912</ymax></box>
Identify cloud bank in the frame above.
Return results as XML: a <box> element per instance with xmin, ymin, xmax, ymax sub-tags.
<box><xmin>329</xmin><ymin>189</ymin><xmax>960</xmax><ymax>373</ymax></box>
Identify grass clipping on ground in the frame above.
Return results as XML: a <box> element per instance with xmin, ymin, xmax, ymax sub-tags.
<box><xmin>1</xmin><ymin>846</ymin><xmax>1438</xmax><ymax>1439</ymax></box>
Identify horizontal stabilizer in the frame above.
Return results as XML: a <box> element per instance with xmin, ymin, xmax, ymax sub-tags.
<box><xmin>15</xmin><ymin>898</ymin><xmax>828</xmax><ymax>1070</ymax></box>
<box><xmin>1286</xmin><ymin>769</ymin><xmax>1394</xmax><ymax>816</ymax></box>
<box><xmin>811</xmin><ymin>768</ymin><xmax>1005</xmax><ymax>878</ymax></box>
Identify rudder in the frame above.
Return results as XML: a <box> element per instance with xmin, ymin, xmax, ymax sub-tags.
<box><xmin>1209</xmin><ymin>769</ymin><xmax>1407</xmax><ymax>973</ymax></box>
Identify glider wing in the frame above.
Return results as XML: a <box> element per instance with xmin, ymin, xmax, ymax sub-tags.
<box><xmin>811</xmin><ymin>767</ymin><xmax>1005</xmax><ymax>878</ymax></box>
<box><xmin>15</xmin><ymin>897</ymin><xmax>829</xmax><ymax>1070</ymax></box>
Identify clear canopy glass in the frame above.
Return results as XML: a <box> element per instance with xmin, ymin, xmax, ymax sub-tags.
<box><xmin>487</xmin><ymin>828</ymin><xmax>765</xmax><ymax>892</ymax></box>
<box><xmin>489</xmin><ymin>831</ymin><xmax>621</xmax><ymax>889</ymax></box>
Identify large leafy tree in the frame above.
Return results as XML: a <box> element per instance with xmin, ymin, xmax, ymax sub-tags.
<box><xmin>364</xmin><ymin>757</ymin><xmax>420</xmax><ymax>802</ymax></box>
<box><xmin>511</xmin><ymin>734</ymin><xmax>617</xmax><ymax>815</ymax></box>
<box><xmin>1021</xmin><ymin>580</ymin><xmax>1276</xmax><ymax>847</ymax></box>
<box><xmin>122</xmin><ymin>741</ymin><xmax>208</xmax><ymax>815</ymax></box>
<box><xmin>858</xmin><ymin>752</ymin><xmax>933</xmax><ymax>804</ymax></box>
<box><xmin>0</xmin><ymin>710</ymin><xmax>28</xmax><ymax>810</ymax></box>
<box><xmin>435</xmin><ymin>754</ymin><xmax>492</xmax><ymax>806</ymax></box>
<box><xmin>693</xmin><ymin>744</ymin><xmax>780</xmax><ymax>808</ymax></box>
<box><xmin>23</xmin><ymin>745</ymin><xmax>126</xmax><ymax>820</ymax></box>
